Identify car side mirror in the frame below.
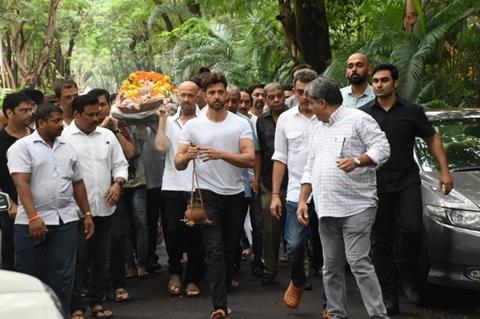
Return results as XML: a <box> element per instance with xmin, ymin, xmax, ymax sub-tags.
<box><xmin>0</xmin><ymin>192</ymin><xmax>11</xmax><ymax>211</ymax></box>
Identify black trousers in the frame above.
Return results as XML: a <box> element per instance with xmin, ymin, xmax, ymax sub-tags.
<box><xmin>147</xmin><ymin>187</ymin><xmax>162</xmax><ymax>265</ymax></box>
<box><xmin>162</xmin><ymin>190</ymin><xmax>204</xmax><ymax>284</ymax></box>
<box><xmin>248</xmin><ymin>194</ymin><xmax>264</xmax><ymax>268</ymax></box>
<box><xmin>200</xmin><ymin>190</ymin><xmax>245</xmax><ymax>312</ymax></box>
<box><xmin>371</xmin><ymin>183</ymin><xmax>424</xmax><ymax>299</ymax></box>
<box><xmin>110</xmin><ymin>198</ymin><xmax>128</xmax><ymax>290</ymax></box>
<box><xmin>0</xmin><ymin>212</ymin><xmax>14</xmax><ymax>270</ymax></box>
<box><xmin>71</xmin><ymin>215</ymin><xmax>113</xmax><ymax>312</ymax></box>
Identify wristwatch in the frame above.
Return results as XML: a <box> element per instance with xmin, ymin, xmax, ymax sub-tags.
<box><xmin>353</xmin><ymin>157</ymin><xmax>361</xmax><ymax>167</ymax></box>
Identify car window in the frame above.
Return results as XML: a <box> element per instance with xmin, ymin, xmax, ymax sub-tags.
<box><xmin>416</xmin><ymin>118</ymin><xmax>480</xmax><ymax>171</ymax></box>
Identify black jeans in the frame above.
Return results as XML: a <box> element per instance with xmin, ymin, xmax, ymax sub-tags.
<box><xmin>0</xmin><ymin>212</ymin><xmax>14</xmax><ymax>270</ymax></box>
<box><xmin>110</xmin><ymin>198</ymin><xmax>128</xmax><ymax>290</ymax></box>
<box><xmin>162</xmin><ymin>190</ymin><xmax>204</xmax><ymax>284</ymax></box>
<box><xmin>71</xmin><ymin>215</ymin><xmax>113</xmax><ymax>312</ymax></box>
<box><xmin>147</xmin><ymin>187</ymin><xmax>162</xmax><ymax>266</ymax></box>
<box><xmin>200</xmin><ymin>190</ymin><xmax>245</xmax><ymax>312</ymax></box>
<box><xmin>248</xmin><ymin>194</ymin><xmax>264</xmax><ymax>268</ymax></box>
<box><xmin>371</xmin><ymin>183</ymin><xmax>424</xmax><ymax>299</ymax></box>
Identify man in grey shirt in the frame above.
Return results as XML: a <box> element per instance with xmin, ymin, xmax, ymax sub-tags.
<box><xmin>7</xmin><ymin>103</ymin><xmax>94</xmax><ymax>313</ymax></box>
<box><xmin>298</xmin><ymin>77</ymin><xmax>390</xmax><ymax>318</ymax></box>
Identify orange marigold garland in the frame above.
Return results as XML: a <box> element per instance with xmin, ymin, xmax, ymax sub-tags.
<box><xmin>116</xmin><ymin>71</ymin><xmax>175</xmax><ymax>112</ymax></box>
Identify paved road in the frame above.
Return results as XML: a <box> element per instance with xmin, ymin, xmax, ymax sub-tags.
<box><xmin>106</xmin><ymin>252</ymin><xmax>480</xmax><ymax>319</ymax></box>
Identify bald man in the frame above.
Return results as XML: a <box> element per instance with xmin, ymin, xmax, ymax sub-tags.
<box><xmin>155</xmin><ymin>81</ymin><xmax>205</xmax><ymax>297</ymax></box>
<box><xmin>340</xmin><ymin>53</ymin><xmax>375</xmax><ymax>109</ymax></box>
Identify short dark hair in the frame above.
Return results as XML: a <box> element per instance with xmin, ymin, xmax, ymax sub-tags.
<box><xmin>72</xmin><ymin>94</ymin><xmax>99</xmax><ymax>114</ymax></box>
<box><xmin>283</xmin><ymin>84</ymin><xmax>293</xmax><ymax>91</ymax></box>
<box><xmin>35</xmin><ymin>102</ymin><xmax>63</xmax><ymax>127</ymax></box>
<box><xmin>2</xmin><ymin>92</ymin><xmax>32</xmax><ymax>118</ymax></box>
<box><xmin>248</xmin><ymin>83</ymin><xmax>265</xmax><ymax>98</ymax></box>
<box><xmin>304</xmin><ymin>77</ymin><xmax>343</xmax><ymax>106</ymax></box>
<box><xmin>292</xmin><ymin>63</ymin><xmax>313</xmax><ymax>78</ymax></box>
<box><xmin>54</xmin><ymin>79</ymin><xmax>78</xmax><ymax>98</ymax></box>
<box><xmin>293</xmin><ymin>69</ymin><xmax>318</xmax><ymax>86</ymax></box>
<box><xmin>19</xmin><ymin>88</ymin><xmax>44</xmax><ymax>105</ymax></box>
<box><xmin>201</xmin><ymin>72</ymin><xmax>228</xmax><ymax>91</ymax></box>
<box><xmin>88</xmin><ymin>88</ymin><xmax>111</xmax><ymax>105</ymax></box>
<box><xmin>372</xmin><ymin>63</ymin><xmax>399</xmax><ymax>81</ymax></box>
<box><xmin>189</xmin><ymin>77</ymin><xmax>202</xmax><ymax>89</ymax></box>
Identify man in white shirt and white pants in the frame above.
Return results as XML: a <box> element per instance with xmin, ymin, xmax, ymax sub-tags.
<box><xmin>63</xmin><ymin>94</ymin><xmax>128</xmax><ymax>319</ymax></box>
<box><xmin>297</xmin><ymin>77</ymin><xmax>390</xmax><ymax>318</ymax></box>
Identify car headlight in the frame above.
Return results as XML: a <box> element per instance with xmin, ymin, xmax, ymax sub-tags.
<box><xmin>447</xmin><ymin>210</ymin><xmax>480</xmax><ymax>231</ymax></box>
<box><xmin>43</xmin><ymin>283</ymin><xmax>65</xmax><ymax>316</ymax></box>
<box><xmin>425</xmin><ymin>205</ymin><xmax>480</xmax><ymax>231</ymax></box>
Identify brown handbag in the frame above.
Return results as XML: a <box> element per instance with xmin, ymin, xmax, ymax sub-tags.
<box><xmin>182</xmin><ymin>159</ymin><xmax>212</xmax><ymax>227</ymax></box>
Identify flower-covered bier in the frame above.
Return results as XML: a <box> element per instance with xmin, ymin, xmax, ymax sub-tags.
<box><xmin>116</xmin><ymin>71</ymin><xmax>175</xmax><ymax>111</ymax></box>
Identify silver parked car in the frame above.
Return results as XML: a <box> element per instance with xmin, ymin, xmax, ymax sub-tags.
<box><xmin>415</xmin><ymin>108</ymin><xmax>480</xmax><ymax>291</ymax></box>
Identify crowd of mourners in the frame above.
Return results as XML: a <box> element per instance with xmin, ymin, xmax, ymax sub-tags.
<box><xmin>0</xmin><ymin>53</ymin><xmax>454</xmax><ymax>319</ymax></box>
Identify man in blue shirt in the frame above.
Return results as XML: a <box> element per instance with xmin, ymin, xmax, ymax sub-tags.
<box><xmin>340</xmin><ymin>53</ymin><xmax>375</xmax><ymax>109</ymax></box>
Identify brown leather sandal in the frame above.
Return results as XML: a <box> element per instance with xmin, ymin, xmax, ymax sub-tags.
<box><xmin>71</xmin><ymin>310</ymin><xmax>85</xmax><ymax>319</ymax></box>
<box><xmin>283</xmin><ymin>281</ymin><xmax>304</xmax><ymax>309</ymax></box>
<box><xmin>114</xmin><ymin>288</ymin><xmax>129</xmax><ymax>302</ymax></box>
<box><xmin>185</xmin><ymin>283</ymin><xmax>200</xmax><ymax>297</ymax></box>
<box><xmin>168</xmin><ymin>275</ymin><xmax>182</xmax><ymax>296</ymax></box>
<box><xmin>210</xmin><ymin>309</ymin><xmax>227</xmax><ymax>319</ymax></box>
<box><xmin>90</xmin><ymin>304</ymin><xmax>113</xmax><ymax>318</ymax></box>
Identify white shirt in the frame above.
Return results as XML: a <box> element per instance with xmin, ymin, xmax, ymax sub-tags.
<box><xmin>162</xmin><ymin>110</ymin><xmax>204</xmax><ymax>191</ymax></box>
<box><xmin>340</xmin><ymin>85</ymin><xmax>375</xmax><ymax>109</ymax></box>
<box><xmin>301</xmin><ymin>106</ymin><xmax>390</xmax><ymax>218</ymax></box>
<box><xmin>62</xmin><ymin>122</ymin><xmax>128</xmax><ymax>217</ymax></box>
<box><xmin>247</xmin><ymin>112</ymin><xmax>258</xmax><ymax>136</ymax></box>
<box><xmin>272</xmin><ymin>106</ymin><xmax>317</xmax><ymax>202</ymax></box>
<box><xmin>179</xmin><ymin>111</ymin><xmax>253</xmax><ymax>195</ymax></box>
<box><xmin>7</xmin><ymin>131</ymin><xmax>83</xmax><ymax>225</ymax></box>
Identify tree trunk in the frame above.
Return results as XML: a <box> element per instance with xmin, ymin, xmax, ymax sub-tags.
<box><xmin>25</xmin><ymin>0</ymin><xmax>61</xmax><ymax>87</ymax></box>
<box><xmin>277</xmin><ymin>0</ymin><xmax>331</xmax><ymax>74</ymax></box>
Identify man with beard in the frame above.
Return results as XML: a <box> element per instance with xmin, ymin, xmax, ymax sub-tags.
<box><xmin>63</xmin><ymin>94</ymin><xmax>128</xmax><ymax>319</ymax></box>
<box><xmin>360</xmin><ymin>64</ymin><xmax>453</xmax><ymax>315</ymax></box>
<box><xmin>340</xmin><ymin>53</ymin><xmax>375</xmax><ymax>109</ymax></box>
<box><xmin>155</xmin><ymin>81</ymin><xmax>205</xmax><ymax>297</ymax></box>
<box><xmin>175</xmin><ymin>73</ymin><xmax>255</xmax><ymax>319</ymax></box>
<box><xmin>0</xmin><ymin>92</ymin><xmax>34</xmax><ymax>271</ymax></box>
<box><xmin>248</xmin><ymin>83</ymin><xmax>265</xmax><ymax>121</ymax></box>
<box><xmin>7</xmin><ymin>102</ymin><xmax>94</xmax><ymax>313</ymax></box>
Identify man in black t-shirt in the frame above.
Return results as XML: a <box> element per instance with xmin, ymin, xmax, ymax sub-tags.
<box><xmin>360</xmin><ymin>64</ymin><xmax>453</xmax><ymax>315</ymax></box>
<box><xmin>0</xmin><ymin>92</ymin><xmax>34</xmax><ymax>270</ymax></box>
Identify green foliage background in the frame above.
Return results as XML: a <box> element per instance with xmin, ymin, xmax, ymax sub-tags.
<box><xmin>0</xmin><ymin>0</ymin><xmax>479</xmax><ymax>107</ymax></box>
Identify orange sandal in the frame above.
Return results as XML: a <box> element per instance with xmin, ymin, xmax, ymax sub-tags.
<box><xmin>283</xmin><ymin>281</ymin><xmax>304</xmax><ymax>309</ymax></box>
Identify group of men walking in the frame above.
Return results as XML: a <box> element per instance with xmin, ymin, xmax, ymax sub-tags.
<box><xmin>0</xmin><ymin>52</ymin><xmax>453</xmax><ymax>319</ymax></box>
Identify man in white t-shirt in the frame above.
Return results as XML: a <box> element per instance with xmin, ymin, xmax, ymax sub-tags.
<box><xmin>155</xmin><ymin>81</ymin><xmax>205</xmax><ymax>297</ymax></box>
<box><xmin>175</xmin><ymin>73</ymin><xmax>255</xmax><ymax>319</ymax></box>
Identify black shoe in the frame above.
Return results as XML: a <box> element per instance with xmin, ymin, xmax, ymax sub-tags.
<box><xmin>147</xmin><ymin>262</ymin><xmax>162</xmax><ymax>273</ymax></box>
<box><xmin>384</xmin><ymin>298</ymin><xmax>399</xmax><ymax>316</ymax></box>
<box><xmin>251</xmin><ymin>265</ymin><xmax>263</xmax><ymax>277</ymax></box>
<box><xmin>304</xmin><ymin>281</ymin><xmax>313</xmax><ymax>291</ymax></box>
<box><xmin>402</xmin><ymin>281</ymin><xmax>421</xmax><ymax>304</ymax></box>
<box><xmin>261</xmin><ymin>271</ymin><xmax>275</xmax><ymax>285</ymax></box>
